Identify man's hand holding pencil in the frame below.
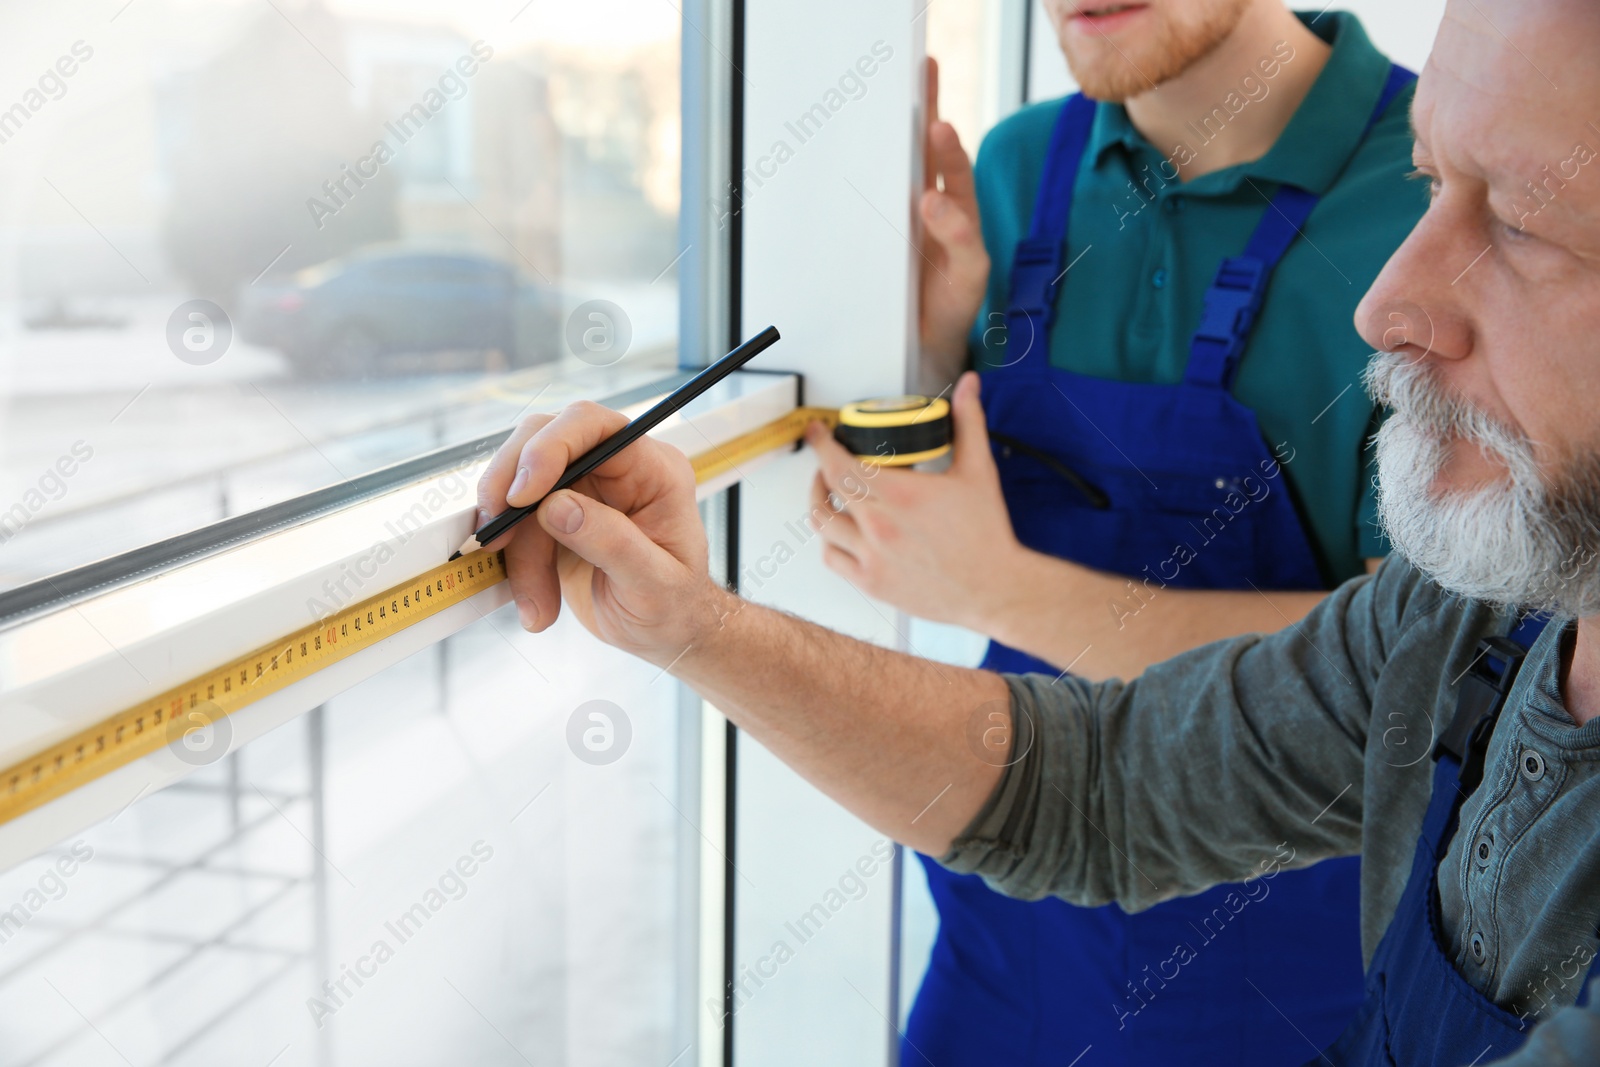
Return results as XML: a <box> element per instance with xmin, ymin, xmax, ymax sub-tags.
<box><xmin>475</xmin><ymin>400</ymin><xmax>730</xmax><ymax>666</ymax></box>
<box><xmin>467</xmin><ymin>326</ymin><xmax>778</xmax><ymax>664</ymax></box>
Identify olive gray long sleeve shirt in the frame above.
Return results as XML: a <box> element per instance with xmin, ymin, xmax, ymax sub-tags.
<box><xmin>942</xmin><ymin>558</ymin><xmax>1600</xmax><ymax>1065</ymax></box>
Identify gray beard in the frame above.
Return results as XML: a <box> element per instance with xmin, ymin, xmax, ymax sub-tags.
<box><xmin>1367</xmin><ymin>351</ymin><xmax>1600</xmax><ymax>618</ymax></box>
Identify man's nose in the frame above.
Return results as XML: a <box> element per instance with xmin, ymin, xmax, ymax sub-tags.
<box><xmin>1364</xmin><ymin>298</ymin><xmax>1443</xmax><ymax>357</ymax></box>
<box><xmin>1355</xmin><ymin>220</ymin><xmax>1476</xmax><ymax>366</ymax></box>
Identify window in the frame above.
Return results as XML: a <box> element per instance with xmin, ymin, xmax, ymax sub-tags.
<box><xmin>924</xmin><ymin>0</ymin><xmax>1026</xmax><ymax>159</ymax></box>
<box><xmin>0</xmin><ymin>617</ymin><xmax>694</xmax><ymax>1066</ymax></box>
<box><xmin>0</xmin><ymin>0</ymin><xmax>686</xmax><ymax>589</ymax></box>
<box><xmin>0</xmin><ymin>365</ymin><xmax>792</xmax><ymax>1065</ymax></box>
<box><xmin>0</xmin><ymin>1</ymin><xmax>717</xmax><ymax>1065</ymax></box>
<box><xmin>2</xmin><ymin>0</ymin><xmax>1004</xmax><ymax>1063</ymax></box>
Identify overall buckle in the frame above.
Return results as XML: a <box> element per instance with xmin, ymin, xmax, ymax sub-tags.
<box><xmin>1434</xmin><ymin>636</ymin><xmax>1531</xmax><ymax>796</ymax></box>
<box><xmin>1194</xmin><ymin>256</ymin><xmax>1268</xmax><ymax>349</ymax></box>
<box><xmin>1008</xmin><ymin>237</ymin><xmax>1063</xmax><ymax>327</ymax></box>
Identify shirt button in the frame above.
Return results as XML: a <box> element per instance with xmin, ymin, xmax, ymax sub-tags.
<box><xmin>1470</xmin><ymin>932</ymin><xmax>1487</xmax><ymax>963</ymax></box>
<box><xmin>1473</xmin><ymin>832</ymin><xmax>1493</xmax><ymax>867</ymax></box>
<box><xmin>1164</xmin><ymin>197</ymin><xmax>1183</xmax><ymax>215</ymax></box>
<box><xmin>1521</xmin><ymin>748</ymin><xmax>1546</xmax><ymax>782</ymax></box>
<box><xmin>1151</xmin><ymin>269</ymin><xmax>1167</xmax><ymax>288</ymax></box>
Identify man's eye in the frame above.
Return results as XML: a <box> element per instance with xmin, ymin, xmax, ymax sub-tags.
<box><xmin>1499</xmin><ymin>216</ymin><xmax>1533</xmax><ymax>241</ymax></box>
<box><xmin>1407</xmin><ymin>167</ymin><xmax>1441</xmax><ymax>201</ymax></box>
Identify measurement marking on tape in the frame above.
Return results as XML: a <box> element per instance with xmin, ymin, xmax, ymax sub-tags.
<box><xmin>0</xmin><ymin>550</ymin><xmax>508</xmax><ymax>827</ymax></box>
<box><xmin>688</xmin><ymin>406</ymin><xmax>837</xmax><ymax>484</ymax></box>
<box><xmin>1</xmin><ymin>405</ymin><xmax>835</xmax><ymax>829</ymax></box>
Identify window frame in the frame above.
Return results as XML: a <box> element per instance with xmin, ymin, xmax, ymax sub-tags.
<box><xmin>724</xmin><ymin>2</ymin><xmax>933</xmax><ymax>1064</ymax></box>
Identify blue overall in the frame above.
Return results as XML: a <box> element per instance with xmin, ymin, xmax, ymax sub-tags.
<box><xmin>1315</xmin><ymin>615</ymin><xmax>1600</xmax><ymax>1065</ymax></box>
<box><xmin>906</xmin><ymin>68</ymin><xmax>1416</xmax><ymax>1067</ymax></box>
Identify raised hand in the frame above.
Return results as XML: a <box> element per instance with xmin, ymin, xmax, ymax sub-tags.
<box><xmin>919</xmin><ymin>57</ymin><xmax>991</xmax><ymax>391</ymax></box>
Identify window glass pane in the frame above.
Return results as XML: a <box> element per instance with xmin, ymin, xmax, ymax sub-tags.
<box><xmin>0</xmin><ymin>606</ymin><xmax>697</xmax><ymax>1066</ymax></box>
<box><xmin>0</xmin><ymin>0</ymin><xmax>684</xmax><ymax>589</ymax></box>
<box><xmin>0</xmin><ymin>1</ymin><xmax>706</xmax><ymax>1062</ymax></box>
<box><xmin>925</xmin><ymin>0</ymin><xmax>1005</xmax><ymax>153</ymax></box>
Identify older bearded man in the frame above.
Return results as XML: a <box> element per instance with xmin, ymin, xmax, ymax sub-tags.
<box><xmin>477</xmin><ymin>0</ymin><xmax>1600</xmax><ymax>1061</ymax></box>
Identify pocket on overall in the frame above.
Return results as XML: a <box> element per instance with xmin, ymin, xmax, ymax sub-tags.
<box><xmin>999</xmin><ymin>453</ymin><xmax>1275</xmax><ymax>592</ymax></box>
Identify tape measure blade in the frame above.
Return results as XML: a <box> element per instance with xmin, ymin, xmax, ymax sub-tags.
<box><xmin>688</xmin><ymin>407</ymin><xmax>838</xmax><ymax>484</ymax></box>
<box><xmin>2</xmin><ymin>401</ymin><xmax>843</xmax><ymax>830</ymax></box>
<box><xmin>0</xmin><ymin>550</ymin><xmax>508</xmax><ymax>828</ymax></box>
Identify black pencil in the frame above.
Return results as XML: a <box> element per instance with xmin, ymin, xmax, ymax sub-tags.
<box><xmin>450</xmin><ymin>325</ymin><xmax>782</xmax><ymax>560</ymax></box>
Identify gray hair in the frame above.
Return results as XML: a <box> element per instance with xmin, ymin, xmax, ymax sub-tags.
<box><xmin>1367</xmin><ymin>350</ymin><xmax>1600</xmax><ymax>617</ymax></box>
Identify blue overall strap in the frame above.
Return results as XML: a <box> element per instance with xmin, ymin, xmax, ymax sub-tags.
<box><xmin>1507</xmin><ymin>612</ymin><xmax>1550</xmax><ymax>651</ymax></box>
<box><xmin>1004</xmin><ymin>94</ymin><xmax>1097</xmax><ymax>364</ymax></box>
<box><xmin>1185</xmin><ymin>63</ymin><xmax>1418</xmax><ymax>390</ymax></box>
<box><xmin>1431</xmin><ymin>611</ymin><xmax>1550</xmax><ymax>805</ymax></box>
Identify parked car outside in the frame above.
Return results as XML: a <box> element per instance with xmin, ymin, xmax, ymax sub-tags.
<box><xmin>238</xmin><ymin>246</ymin><xmax>560</xmax><ymax>377</ymax></box>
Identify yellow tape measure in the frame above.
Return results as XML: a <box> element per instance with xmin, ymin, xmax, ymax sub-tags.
<box><xmin>834</xmin><ymin>395</ymin><xmax>952</xmax><ymax>466</ymax></box>
<box><xmin>0</xmin><ymin>551</ymin><xmax>508</xmax><ymax>827</ymax></box>
<box><xmin>689</xmin><ymin>396</ymin><xmax>951</xmax><ymax>483</ymax></box>
<box><xmin>688</xmin><ymin>405</ymin><xmax>836</xmax><ymax>483</ymax></box>
<box><xmin>1</xmin><ymin>394</ymin><xmax>953</xmax><ymax>828</ymax></box>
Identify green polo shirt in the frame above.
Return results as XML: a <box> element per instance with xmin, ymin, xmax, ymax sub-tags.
<box><xmin>969</xmin><ymin>11</ymin><xmax>1427</xmax><ymax>584</ymax></box>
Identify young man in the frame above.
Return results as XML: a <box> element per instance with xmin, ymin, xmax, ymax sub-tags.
<box><xmin>804</xmin><ymin>3</ymin><xmax>1426</xmax><ymax>1062</ymax></box>
<box><xmin>478</xmin><ymin>6</ymin><xmax>1600</xmax><ymax>1063</ymax></box>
